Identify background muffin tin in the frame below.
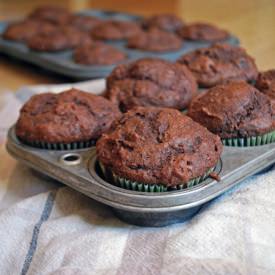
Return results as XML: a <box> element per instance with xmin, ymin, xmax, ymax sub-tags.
<box><xmin>0</xmin><ymin>10</ymin><xmax>239</xmax><ymax>79</ymax></box>
<box><xmin>6</xmin><ymin>126</ymin><xmax>275</xmax><ymax>227</ymax></box>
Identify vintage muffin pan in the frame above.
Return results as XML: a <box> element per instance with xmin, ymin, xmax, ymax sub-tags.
<box><xmin>6</xmin><ymin>126</ymin><xmax>275</xmax><ymax>227</ymax></box>
<box><xmin>0</xmin><ymin>9</ymin><xmax>239</xmax><ymax>79</ymax></box>
<box><xmin>3</xmin><ymin>7</ymin><xmax>272</xmax><ymax>227</ymax></box>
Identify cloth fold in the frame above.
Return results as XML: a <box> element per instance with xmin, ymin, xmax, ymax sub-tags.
<box><xmin>0</xmin><ymin>81</ymin><xmax>275</xmax><ymax>275</ymax></box>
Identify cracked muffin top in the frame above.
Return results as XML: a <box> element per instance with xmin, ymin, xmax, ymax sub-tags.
<box><xmin>15</xmin><ymin>88</ymin><xmax>121</xmax><ymax>144</ymax></box>
<box><xmin>96</xmin><ymin>107</ymin><xmax>222</xmax><ymax>186</ymax></box>
<box><xmin>74</xmin><ymin>42</ymin><xmax>126</xmax><ymax>65</ymax></box>
<box><xmin>91</xmin><ymin>20</ymin><xmax>142</xmax><ymax>40</ymax></box>
<box><xmin>188</xmin><ymin>81</ymin><xmax>274</xmax><ymax>138</ymax></box>
<box><xmin>105</xmin><ymin>58</ymin><xmax>197</xmax><ymax>112</ymax></box>
<box><xmin>127</xmin><ymin>28</ymin><xmax>182</xmax><ymax>52</ymax></box>
<box><xmin>28</xmin><ymin>5</ymin><xmax>71</xmax><ymax>25</ymax></box>
<box><xmin>2</xmin><ymin>19</ymin><xmax>56</xmax><ymax>42</ymax></box>
<box><xmin>27</xmin><ymin>26</ymin><xmax>91</xmax><ymax>51</ymax></box>
<box><xmin>177</xmin><ymin>22</ymin><xmax>229</xmax><ymax>42</ymax></box>
<box><xmin>178</xmin><ymin>43</ymin><xmax>258</xmax><ymax>88</ymax></box>
<box><xmin>70</xmin><ymin>15</ymin><xmax>102</xmax><ymax>32</ymax></box>
<box><xmin>255</xmin><ymin>69</ymin><xmax>275</xmax><ymax>124</ymax></box>
<box><xmin>142</xmin><ymin>14</ymin><xmax>184</xmax><ymax>32</ymax></box>
<box><xmin>256</xmin><ymin>69</ymin><xmax>275</xmax><ymax>100</ymax></box>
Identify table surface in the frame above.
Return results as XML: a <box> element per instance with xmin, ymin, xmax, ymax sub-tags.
<box><xmin>0</xmin><ymin>0</ymin><xmax>274</xmax><ymax>91</ymax></box>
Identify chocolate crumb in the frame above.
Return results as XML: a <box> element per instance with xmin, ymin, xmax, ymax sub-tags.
<box><xmin>210</xmin><ymin>172</ymin><xmax>221</xmax><ymax>181</ymax></box>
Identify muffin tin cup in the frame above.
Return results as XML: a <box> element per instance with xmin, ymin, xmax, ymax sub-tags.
<box><xmin>222</xmin><ymin>130</ymin><xmax>275</xmax><ymax>147</ymax></box>
<box><xmin>20</xmin><ymin>139</ymin><xmax>96</xmax><ymax>150</ymax></box>
<box><xmin>99</xmin><ymin>162</ymin><xmax>216</xmax><ymax>192</ymax></box>
<box><xmin>6</xmin><ymin>125</ymin><xmax>275</xmax><ymax>227</ymax></box>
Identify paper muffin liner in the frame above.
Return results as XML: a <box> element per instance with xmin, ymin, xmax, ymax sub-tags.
<box><xmin>99</xmin><ymin>162</ymin><xmax>215</xmax><ymax>192</ymax></box>
<box><xmin>181</xmin><ymin>109</ymin><xmax>188</xmax><ymax>114</ymax></box>
<box><xmin>19</xmin><ymin>139</ymin><xmax>96</xmax><ymax>150</ymax></box>
<box><xmin>222</xmin><ymin>130</ymin><xmax>275</xmax><ymax>147</ymax></box>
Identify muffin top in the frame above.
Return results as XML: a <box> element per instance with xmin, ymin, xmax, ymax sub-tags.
<box><xmin>16</xmin><ymin>88</ymin><xmax>121</xmax><ymax>144</ymax></box>
<box><xmin>142</xmin><ymin>14</ymin><xmax>184</xmax><ymax>32</ymax></box>
<box><xmin>127</xmin><ymin>28</ymin><xmax>182</xmax><ymax>52</ymax></box>
<box><xmin>256</xmin><ymin>69</ymin><xmax>275</xmax><ymax>99</ymax></box>
<box><xmin>28</xmin><ymin>26</ymin><xmax>91</xmax><ymax>51</ymax></box>
<box><xmin>91</xmin><ymin>20</ymin><xmax>141</xmax><ymax>40</ymax></box>
<box><xmin>97</xmin><ymin>107</ymin><xmax>222</xmax><ymax>186</ymax></box>
<box><xmin>2</xmin><ymin>19</ymin><xmax>56</xmax><ymax>42</ymax></box>
<box><xmin>105</xmin><ymin>58</ymin><xmax>197</xmax><ymax>112</ymax></box>
<box><xmin>74</xmin><ymin>42</ymin><xmax>126</xmax><ymax>65</ymax></box>
<box><xmin>178</xmin><ymin>43</ymin><xmax>258</xmax><ymax>88</ymax></box>
<box><xmin>70</xmin><ymin>15</ymin><xmax>102</xmax><ymax>32</ymax></box>
<box><xmin>188</xmin><ymin>81</ymin><xmax>274</xmax><ymax>138</ymax></box>
<box><xmin>256</xmin><ymin>70</ymin><xmax>275</xmax><ymax>124</ymax></box>
<box><xmin>177</xmin><ymin>22</ymin><xmax>229</xmax><ymax>42</ymax></box>
<box><xmin>28</xmin><ymin>5</ymin><xmax>71</xmax><ymax>25</ymax></box>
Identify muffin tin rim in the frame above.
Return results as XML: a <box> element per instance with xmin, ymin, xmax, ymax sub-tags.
<box><xmin>9</xmin><ymin>125</ymin><xmax>222</xmax><ymax>198</ymax></box>
<box><xmin>88</xmin><ymin>155</ymin><xmax>222</xmax><ymax>194</ymax></box>
<box><xmin>6</xmin><ymin>125</ymin><xmax>275</xmax><ymax>213</ymax></box>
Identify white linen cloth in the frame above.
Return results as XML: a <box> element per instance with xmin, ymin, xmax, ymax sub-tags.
<box><xmin>0</xmin><ymin>80</ymin><xmax>275</xmax><ymax>275</ymax></box>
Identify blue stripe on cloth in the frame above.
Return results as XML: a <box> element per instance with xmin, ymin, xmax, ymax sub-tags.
<box><xmin>20</xmin><ymin>191</ymin><xmax>56</xmax><ymax>275</ymax></box>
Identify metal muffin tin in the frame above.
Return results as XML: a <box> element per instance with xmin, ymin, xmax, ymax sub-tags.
<box><xmin>6</xmin><ymin>126</ymin><xmax>275</xmax><ymax>227</ymax></box>
<box><xmin>0</xmin><ymin>10</ymin><xmax>239</xmax><ymax>79</ymax></box>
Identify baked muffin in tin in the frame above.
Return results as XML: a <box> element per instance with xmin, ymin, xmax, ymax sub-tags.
<box><xmin>97</xmin><ymin>107</ymin><xmax>222</xmax><ymax>192</ymax></box>
<box><xmin>127</xmin><ymin>28</ymin><xmax>182</xmax><ymax>52</ymax></box>
<box><xmin>142</xmin><ymin>14</ymin><xmax>184</xmax><ymax>32</ymax></box>
<box><xmin>255</xmin><ymin>69</ymin><xmax>275</xmax><ymax>125</ymax></box>
<box><xmin>105</xmin><ymin>58</ymin><xmax>197</xmax><ymax>112</ymax></box>
<box><xmin>15</xmin><ymin>88</ymin><xmax>121</xmax><ymax>149</ymax></box>
<box><xmin>74</xmin><ymin>42</ymin><xmax>126</xmax><ymax>65</ymax></box>
<box><xmin>27</xmin><ymin>26</ymin><xmax>91</xmax><ymax>51</ymax></box>
<box><xmin>70</xmin><ymin>15</ymin><xmax>102</xmax><ymax>32</ymax></box>
<box><xmin>188</xmin><ymin>81</ymin><xmax>275</xmax><ymax>146</ymax></box>
<box><xmin>178</xmin><ymin>43</ymin><xmax>258</xmax><ymax>88</ymax></box>
<box><xmin>91</xmin><ymin>20</ymin><xmax>142</xmax><ymax>41</ymax></box>
<box><xmin>177</xmin><ymin>22</ymin><xmax>229</xmax><ymax>42</ymax></box>
<box><xmin>28</xmin><ymin>5</ymin><xmax>71</xmax><ymax>25</ymax></box>
<box><xmin>2</xmin><ymin>19</ymin><xmax>56</xmax><ymax>42</ymax></box>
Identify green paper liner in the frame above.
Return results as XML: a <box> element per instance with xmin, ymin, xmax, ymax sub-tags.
<box><xmin>19</xmin><ymin>138</ymin><xmax>96</xmax><ymax>150</ymax></box>
<box><xmin>99</xmin><ymin>162</ymin><xmax>215</xmax><ymax>192</ymax></box>
<box><xmin>181</xmin><ymin>109</ymin><xmax>188</xmax><ymax>114</ymax></box>
<box><xmin>222</xmin><ymin>130</ymin><xmax>275</xmax><ymax>147</ymax></box>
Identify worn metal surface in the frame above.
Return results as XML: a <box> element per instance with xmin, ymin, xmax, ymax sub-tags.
<box><xmin>6</xmin><ymin>126</ymin><xmax>275</xmax><ymax>226</ymax></box>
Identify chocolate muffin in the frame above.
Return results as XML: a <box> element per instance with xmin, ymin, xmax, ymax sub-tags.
<box><xmin>127</xmin><ymin>28</ymin><xmax>182</xmax><ymax>52</ymax></box>
<box><xmin>256</xmin><ymin>70</ymin><xmax>275</xmax><ymax>101</ymax></box>
<box><xmin>2</xmin><ymin>19</ymin><xmax>56</xmax><ymax>42</ymax></box>
<box><xmin>28</xmin><ymin>5</ymin><xmax>71</xmax><ymax>25</ymax></box>
<box><xmin>188</xmin><ymin>81</ymin><xmax>275</xmax><ymax>146</ymax></box>
<box><xmin>57</xmin><ymin>26</ymin><xmax>92</xmax><ymax>47</ymax></box>
<box><xmin>256</xmin><ymin>69</ymin><xmax>275</xmax><ymax>125</ymax></box>
<box><xmin>15</xmin><ymin>88</ymin><xmax>121</xmax><ymax>149</ymax></box>
<box><xmin>178</xmin><ymin>43</ymin><xmax>258</xmax><ymax>88</ymax></box>
<box><xmin>74</xmin><ymin>42</ymin><xmax>126</xmax><ymax>65</ymax></box>
<box><xmin>70</xmin><ymin>15</ymin><xmax>102</xmax><ymax>32</ymax></box>
<box><xmin>91</xmin><ymin>20</ymin><xmax>141</xmax><ymax>40</ymax></box>
<box><xmin>177</xmin><ymin>22</ymin><xmax>229</xmax><ymax>42</ymax></box>
<box><xmin>105</xmin><ymin>58</ymin><xmax>197</xmax><ymax>112</ymax></box>
<box><xmin>142</xmin><ymin>14</ymin><xmax>184</xmax><ymax>32</ymax></box>
<box><xmin>28</xmin><ymin>26</ymin><xmax>91</xmax><ymax>51</ymax></box>
<box><xmin>96</xmin><ymin>107</ymin><xmax>222</xmax><ymax>191</ymax></box>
